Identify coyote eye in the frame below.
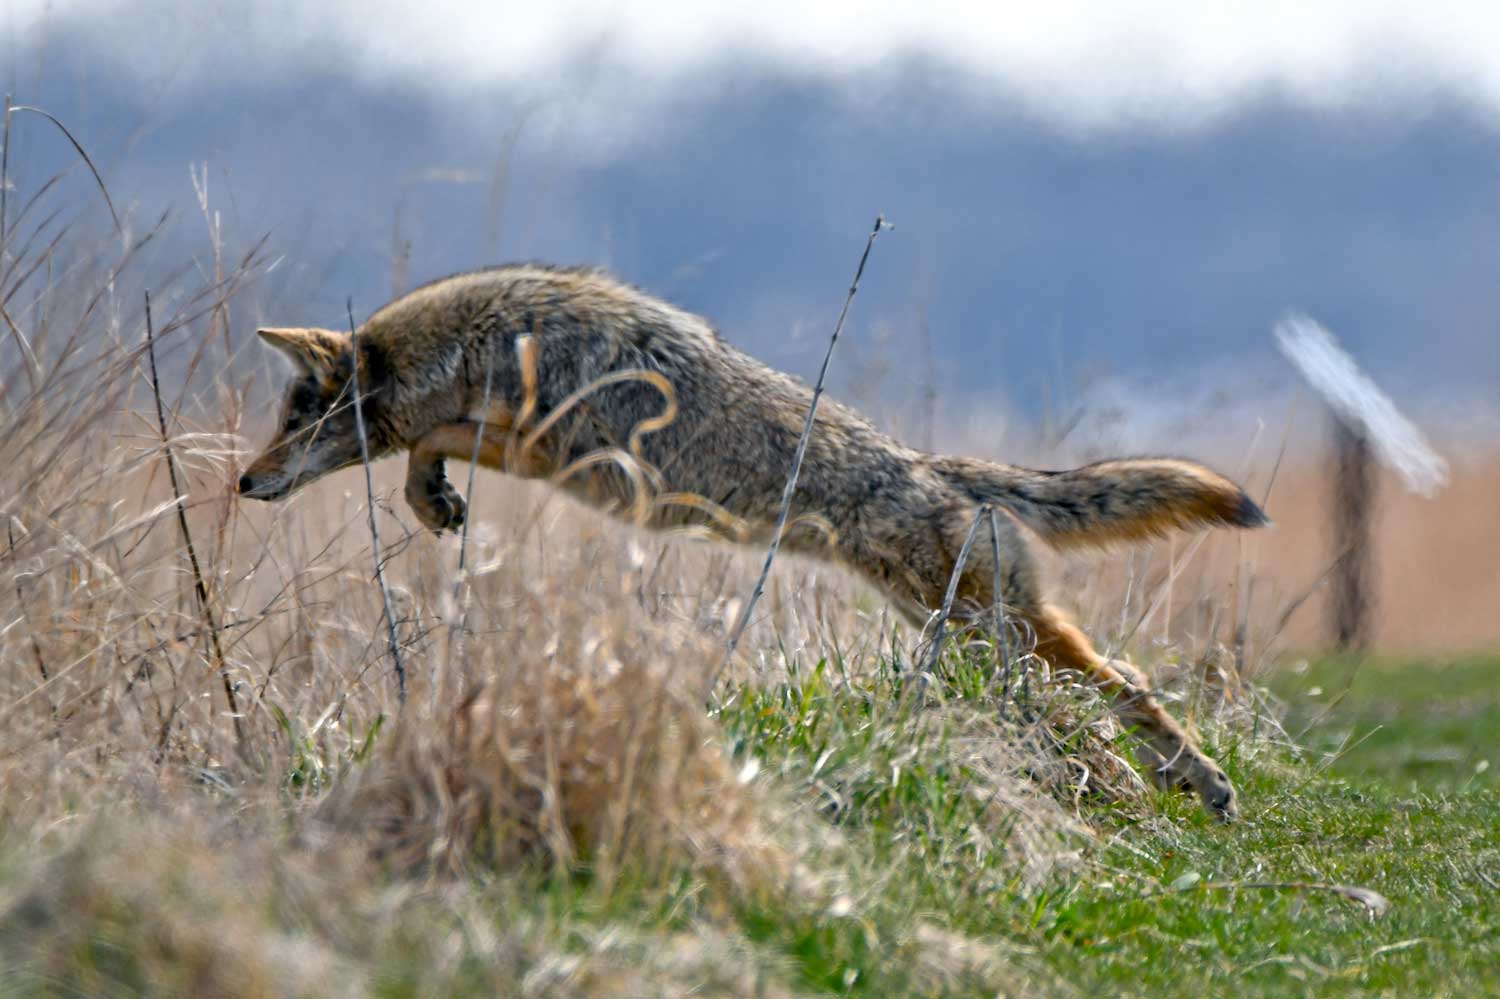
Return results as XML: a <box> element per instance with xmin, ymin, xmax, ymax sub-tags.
<box><xmin>279</xmin><ymin>381</ymin><xmax>327</xmax><ymax>433</ymax></box>
<box><xmin>290</xmin><ymin>382</ymin><xmax>319</xmax><ymax>414</ymax></box>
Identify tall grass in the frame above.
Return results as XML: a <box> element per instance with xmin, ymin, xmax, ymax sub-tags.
<box><xmin>0</xmin><ymin>122</ymin><xmax>1303</xmax><ymax>996</ymax></box>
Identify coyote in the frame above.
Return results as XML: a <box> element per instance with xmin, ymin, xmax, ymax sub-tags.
<box><xmin>240</xmin><ymin>265</ymin><xmax>1266</xmax><ymax>819</ymax></box>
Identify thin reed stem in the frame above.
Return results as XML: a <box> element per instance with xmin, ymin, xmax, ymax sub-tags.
<box><xmin>6</xmin><ymin>103</ymin><xmax>121</xmax><ymax>234</ymax></box>
<box><xmin>144</xmin><ymin>290</ymin><xmax>246</xmax><ymax>749</ymax></box>
<box><xmin>987</xmin><ymin>505</ymin><xmax>1017</xmax><ymax>713</ymax></box>
<box><xmin>347</xmin><ymin>298</ymin><xmax>408</xmax><ymax>702</ymax></box>
<box><xmin>923</xmin><ymin>503</ymin><xmax>988</xmax><ymax>676</ymax></box>
<box><xmin>714</xmin><ymin>214</ymin><xmax>889</xmax><ymax>689</ymax></box>
<box><xmin>1</xmin><ymin>95</ymin><xmax>11</xmax><ymax>257</ymax></box>
<box><xmin>8</xmin><ymin>522</ymin><xmax>51</xmax><ymax>694</ymax></box>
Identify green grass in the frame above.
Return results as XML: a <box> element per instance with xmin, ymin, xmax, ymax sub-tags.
<box><xmin>710</xmin><ymin>653</ymin><xmax>1500</xmax><ymax>998</ymax></box>
<box><xmin>1021</xmin><ymin>654</ymin><xmax>1500</xmax><ymax>999</ymax></box>
<box><xmin>1272</xmin><ymin>654</ymin><xmax>1500</xmax><ymax>793</ymax></box>
<box><xmin>4</xmin><ymin>655</ymin><xmax>1497</xmax><ymax>997</ymax></box>
<box><xmin>1031</xmin><ymin>756</ymin><xmax>1500</xmax><ymax>998</ymax></box>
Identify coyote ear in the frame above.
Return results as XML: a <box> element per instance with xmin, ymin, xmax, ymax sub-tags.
<box><xmin>257</xmin><ymin>327</ymin><xmax>345</xmax><ymax>376</ymax></box>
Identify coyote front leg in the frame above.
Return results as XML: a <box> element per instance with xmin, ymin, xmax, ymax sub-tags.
<box><xmin>405</xmin><ymin>452</ymin><xmax>466</xmax><ymax>533</ymax></box>
<box><xmin>404</xmin><ymin>420</ymin><xmax>555</xmax><ymax>533</ymax></box>
<box><xmin>404</xmin><ymin>425</ymin><xmax>482</xmax><ymax>534</ymax></box>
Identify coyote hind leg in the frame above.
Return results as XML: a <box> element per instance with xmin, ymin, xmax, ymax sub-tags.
<box><xmin>870</xmin><ymin>501</ymin><xmax>1236</xmax><ymax>819</ymax></box>
<box><xmin>1026</xmin><ymin>605</ymin><xmax>1238</xmax><ymax>821</ymax></box>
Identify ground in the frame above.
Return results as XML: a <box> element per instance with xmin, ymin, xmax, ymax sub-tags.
<box><xmin>2</xmin><ymin>646</ymin><xmax>1496</xmax><ymax>998</ymax></box>
<box><xmin>1022</xmin><ymin>655</ymin><xmax>1500</xmax><ymax>998</ymax></box>
<box><xmin>706</xmin><ymin>653</ymin><xmax>1500</xmax><ymax>998</ymax></box>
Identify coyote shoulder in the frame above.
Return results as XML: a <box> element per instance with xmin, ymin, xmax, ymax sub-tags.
<box><xmin>240</xmin><ymin>264</ymin><xmax>1267</xmax><ymax>819</ymax></box>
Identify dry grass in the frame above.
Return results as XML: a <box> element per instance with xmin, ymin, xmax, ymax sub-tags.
<box><xmin>0</xmin><ymin>184</ymin><xmax>1073</xmax><ymax>992</ymax></box>
<box><xmin>326</xmin><ymin>583</ymin><xmax>789</xmax><ymax>892</ymax></box>
<box><xmin>1036</xmin><ymin>452</ymin><xmax>1500</xmax><ymax>673</ymax></box>
<box><xmin>1249</xmin><ymin>455</ymin><xmax>1500</xmax><ymax>652</ymax></box>
<box><xmin>9</xmin><ymin>142</ymin><xmax>1488</xmax><ymax>995</ymax></box>
<box><xmin>0</xmin><ymin>807</ymin><xmax>817</xmax><ymax>998</ymax></box>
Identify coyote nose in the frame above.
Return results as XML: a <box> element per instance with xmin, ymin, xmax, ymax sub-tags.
<box><xmin>237</xmin><ymin>474</ymin><xmax>255</xmax><ymax>494</ymax></box>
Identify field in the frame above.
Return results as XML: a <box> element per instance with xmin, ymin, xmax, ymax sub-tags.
<box><xmin>2</xmin><ymin>164</ymin><xmax>1498</xmax><ymax>998</ymax></box>
<box><xmin>2</xmin><ymin>567</ymin><xmax>1496</xmax><ymax>999</ymax></box>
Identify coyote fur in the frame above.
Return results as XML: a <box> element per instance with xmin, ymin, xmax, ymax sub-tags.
<box><xmin>240</xmin><ymin>265</ymin><xmax>1267</xmax><ymax>820</ymax></box>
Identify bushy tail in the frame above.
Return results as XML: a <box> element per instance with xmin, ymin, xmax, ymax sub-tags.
<box><xmin>931</xmin><ymin>455</ymin><xmax>1269</xmax><ymax>550</ymax></box>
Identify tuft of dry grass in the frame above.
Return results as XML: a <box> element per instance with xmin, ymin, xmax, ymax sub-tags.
<box><xmin>328</xmin><ymin>594</ymin><xmax>791</xmax><ymax>895</ymax></box>
<box><xmin>0</xmin><ymin>815</ymin><xmax>351</xmax><ymax>999</ymax></box>
<box><xmin>0</xmin><ymin>804</ymin><xmax>817</xmax><ymax>998</ymax></box>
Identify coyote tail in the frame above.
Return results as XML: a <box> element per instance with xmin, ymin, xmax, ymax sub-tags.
<box><xmin>932</xmin><ymin>455</ymin><xmax>1269</xmax><ymax>550</ymax></box>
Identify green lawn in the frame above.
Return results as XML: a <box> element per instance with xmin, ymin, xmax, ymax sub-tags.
<box><xmin>713</xmin><ymin>654</ymin><xmax>1500</xmax><ymax>998</ymax></box>
<box><xmin>1274</xmin><ymin>655</ymin><xmax>1500</xmax><ymax>794</ymax></box>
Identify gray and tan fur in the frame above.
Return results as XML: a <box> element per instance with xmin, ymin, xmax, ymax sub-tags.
<box><xmin>240</xmin><ymin>265</ymin><xmax>1268</xmax><ymax>820</ymax></box>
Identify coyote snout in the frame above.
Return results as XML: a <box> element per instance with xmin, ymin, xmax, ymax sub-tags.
<box><xmin>241</xmin><ymin>265</ymin><xmax>1267</xmax><ymax>820</ymax></box>
<box><xmin>238</xmin><ymin>326</ymin><xmax>382</xmax><ymax>501</ymax></box>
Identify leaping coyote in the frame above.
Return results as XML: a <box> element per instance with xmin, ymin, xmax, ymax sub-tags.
<box><xmin>240</xmin><ymin>265</ymin><xmax>1267</xmax><ymax>819</ymax></box>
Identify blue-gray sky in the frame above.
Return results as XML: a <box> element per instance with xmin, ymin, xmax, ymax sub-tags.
<box><xmin>5</xmin><ymin>2</ymin><xmax>1499</xmax><ymax>447</ymax></box>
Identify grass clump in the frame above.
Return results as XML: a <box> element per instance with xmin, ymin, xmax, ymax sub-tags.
<box><xmin>329</xmin><ymin>604</ymin><xmax>789</xmax><ymax>893</ymax></box>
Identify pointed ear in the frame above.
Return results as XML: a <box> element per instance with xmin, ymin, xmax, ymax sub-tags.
<box><xmin>256</xmin><ymin>327</ymin><xmax>345</xmax><ymax>376</ymax></box>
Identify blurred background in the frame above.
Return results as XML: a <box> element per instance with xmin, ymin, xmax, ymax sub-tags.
<box><xmin>4</xmin><ymin>0</ymin><xmax>1497</xmax><ymax>651</ymax></box>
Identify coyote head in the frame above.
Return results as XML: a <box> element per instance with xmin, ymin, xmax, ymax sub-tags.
<box><xmin>238</xmin><ymin>327</ymin><xmax>389</xmax><ymax>500</ymax></box>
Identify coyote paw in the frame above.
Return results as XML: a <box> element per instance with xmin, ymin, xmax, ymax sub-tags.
<box><xmin>405</xmin><ymin>462</ymin><xmax>467</xmax><ymax>534</ymax></box>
